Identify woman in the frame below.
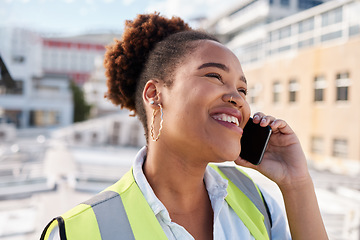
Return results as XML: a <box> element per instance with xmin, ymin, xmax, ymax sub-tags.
<box><xmin>41</xmin><ymin>13</ymin><xmax>328</xmax><ymax>240</ymax></box>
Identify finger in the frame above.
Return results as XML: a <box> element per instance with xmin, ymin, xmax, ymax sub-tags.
<box><xmin>253</xmin><ymin>112</ymin><xmax>265</xmax><ymax>124</ymax></box>
<box><xmin>270</xmin><ymin>119</ymin><xmax>293</xmax><ymax>134</ymax></box>
<box><xmin>253</xmin><ymin>113</ymin><xmax>277</xmax><ymax>127</ymax></box>
<box><xmin>259</xmin><ymin>116</ymin><xmax>276</xmax><ymax>127</ymax></box>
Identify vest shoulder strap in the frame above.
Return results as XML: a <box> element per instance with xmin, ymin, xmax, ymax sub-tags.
<box><xmin>40</xmin><ymin>217</ymin><xmax>67</xmax><ymax>240</ymax></box>
<box><xmin>211</xmin><ymin>164</ymin><xmax>272</xmax><ymax>240</ymax></box>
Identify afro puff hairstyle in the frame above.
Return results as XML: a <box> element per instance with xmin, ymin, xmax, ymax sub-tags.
<box><xmin>103</xmin><ymin>13</ymin><xmax>219</xmax><ymax>141</ymax></box>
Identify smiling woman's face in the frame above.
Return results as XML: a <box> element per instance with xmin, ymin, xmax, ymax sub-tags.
<box><xmin>160</xmin><ymin>40</ymin><xmax>251</xmax><ymax>163</ymax></box>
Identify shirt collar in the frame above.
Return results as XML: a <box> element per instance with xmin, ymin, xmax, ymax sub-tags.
<box><xmin>132</xmin><ymin>147</ymin><xmax>168</xmax><ymax>217</ymax></box>
<box><xmin>132</xmin><ymin>146</ymin><xmax>228</xmax><ymax>223</ymax></box>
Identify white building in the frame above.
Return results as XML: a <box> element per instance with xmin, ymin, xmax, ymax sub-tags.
<box><xmin>223</xmin><ymin>0</ymin><xmax>360</xmax><ymax>66</ymax></box>
<box><xmin>204</xmin><ymin>0</ymin><xmax>330</xmax><ymax>44</ymax></box>
<box><xmin>83</xmin><ymin>56</ymin><xmax>122</xmax><ymax>118</ymax></box>
<box><xmin>43</xmin><ymin>33</ymin><xmax>122</xmax><ymax>118</ymax></box>
<box><xmin>42</xmin><ymin>33</ymin><xmax>120</xmax><ymax>85</ymax></box>
<box><xmin>0</xmin><ymin>28</ymin><xmax>121</xmax><ymax>129</ymax></box>
<box><xmin>51</xmin><ymin>111</ymin><xmax>146</xmax><ymax>148</ymax></box>
<box><xmin>0</xmin><ymin>27</ymin><xmax>73</xmax><ymax>129</ymax></box>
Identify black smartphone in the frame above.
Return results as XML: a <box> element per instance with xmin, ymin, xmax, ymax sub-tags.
<box><xmin>240</xmin><ymin>118</ymin><xmax>272</xmax><ymax>165</ymax></box>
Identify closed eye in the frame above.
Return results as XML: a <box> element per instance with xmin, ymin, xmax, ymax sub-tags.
<box><xmin>238</xmin><ymin>88</ymin><xmax>248</xmax><ymax>95</ymax></box>
<box><xmin>205</xmin><ymin>73</ymin><xmax>223</xmax><ymax>83</ymax></box>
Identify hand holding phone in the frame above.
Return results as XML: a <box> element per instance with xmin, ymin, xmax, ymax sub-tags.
<box><xmin>240</xmin><ymin>117</ymin><xmax>272</xmax><ymax>165</ymax></box>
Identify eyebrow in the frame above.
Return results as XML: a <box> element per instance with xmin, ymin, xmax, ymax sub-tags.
<box><xmin>197</xmin><ymin>62</ymin><xmax>229</xmax><ymax>72</ymax></box>
<box><xmin>241</xmin><ymin>76</ymin><xmax>247</xmax><ymax>84</ymax></box>
<box><xmin>197</xmin><ymin>62</ymin><xmax>247</xmax><ymax>84</ymax></box>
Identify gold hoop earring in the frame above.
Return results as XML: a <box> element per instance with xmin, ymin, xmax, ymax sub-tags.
<box><xmin>150</xmin><ymin>103</ymin><xmax>163</xmax><ymax>141</ymax></box>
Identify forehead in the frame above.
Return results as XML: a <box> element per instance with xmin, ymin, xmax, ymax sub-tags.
<box><xmin>185</xmin><ymin>40</ymin><xmax>244</xmax><ymax>74</ymax></box>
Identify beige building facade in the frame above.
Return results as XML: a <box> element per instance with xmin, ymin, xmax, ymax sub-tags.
<box><xmin>244</xmin><ymin>36</ymin><xmax>360</xmax><ymax>174</ymax></box>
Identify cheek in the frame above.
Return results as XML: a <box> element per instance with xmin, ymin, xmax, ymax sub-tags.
<box><xmin>244</xmin><ymin>100</ymin><xmax>251</xmax><ymax>115</ymax></box>
<box><xmin>165</xmin><ymin>86</ymin><xmax>210</xmax><ymax>130</ymax></box>
<box><xmin>242</xmin><ymin>101</ymin><xmax>251</xmax><ymax>124</ymax></box>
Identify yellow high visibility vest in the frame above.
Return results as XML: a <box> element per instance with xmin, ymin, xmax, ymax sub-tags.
<box><xmin>41</xmin><ymin>165</ymin><xmax>271</xmax><ymax>240</ymax></box>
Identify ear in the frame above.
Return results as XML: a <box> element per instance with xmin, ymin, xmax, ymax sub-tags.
<box><xmin>143</xmin><ymin>79</ymin><xmax>161</xmax><ymax>108</ymax></box>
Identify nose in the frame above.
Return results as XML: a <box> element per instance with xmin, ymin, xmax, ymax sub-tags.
<box><xmin>222</xmin><ymin>93</ymin><xmax>244</xmax><ymax>108</ymax></box>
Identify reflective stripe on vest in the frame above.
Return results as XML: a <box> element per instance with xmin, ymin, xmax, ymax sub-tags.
<box><xmin>82</xmin><ymin>191</ymin><xmax>135</xmax><ymax>239</ymax></box>
<box><xmin>211</xmin><ymin>165</ymin><xmax>271</xmax><ymax>240</ymax></box>
<box><xmin>41</xmin><ymin>165</ymin><xmax>271</xmax><ymax>240</ymax></box>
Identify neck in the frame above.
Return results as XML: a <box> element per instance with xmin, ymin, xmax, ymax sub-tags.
<box><xmin>143</xmin><ymin>141</ymin><xmax>209</xmax><ymax>213</ymax></box>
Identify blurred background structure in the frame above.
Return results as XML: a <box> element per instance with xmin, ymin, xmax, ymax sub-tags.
<box><xmin>204</xmin><ymin>0</ymin><xmax>360</xmax><ymax>175</ymax></box>
<box><xmin>1</xmin><ymin>0</ymin><xmax>360</xmax><ymax>239</ymax></box>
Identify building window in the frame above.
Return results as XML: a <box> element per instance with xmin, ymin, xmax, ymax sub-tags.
<box><xmin>332</xmin><ymin>138</ymin><xmax>348</xmax><ymax>158</ymax></box>
<box><xmin>269</xmin><ymin>31</ymin><xmax>279</xmax><ymax>42</ymax></box>
<box><xmin>322</xmin><ymin>7</ymin><xmax>343</xmax><ymax>27</ymax></box>
<box><xmin>278</xmin><ymin>45</ymin><xmax>291</xmax><ymax>52</ymax></box>
<box><xmin>314</xmin><ymin>76</ymin><xmax>326</xmax><ymax>102</ymax></box>
<box><xmin>298</xmin><ymin>38</ymin><xmax>314</xmax><ymax>49</ymax></box>
<box><xmin>91</xmin><ymin>132</ymin><xmax>98</xmax><ymax>144</ymax></box>
<box><xmin>128</xmin><ymin>124</ymin><xmax>140</xmax><ymax>147</ymax></box>
<box><xmin>74</xmin><ymin>132</ymin><xmax>82</xmax><ymax>143</ymax></box>
<box><xmin>29</xmin><ymin>110</ymin><xmax>60</xmax><ymax>127</ymax></box>
<box><xmin>273</xmin><ymin>82</ymin><xmax>282</xmax><ymax>103</ymax></box>
<box><xmin>280</xmin><ymin>0</ymin><xmax>289</xmax><ymax>7</ymax></box>
<box><xmin>279</xmin><ymin>26</ymin><xmax>291</xmax><ymax>39</ymax></box>
<box><xmin>12</xmin><ymin>55</ymin><xmax>25</xmax><ymax>64</ymax></box>
<box><xmin>320</xmin><ymin>30</ymin><xmax>342</xmax><ymax>42</ymax></box>
<box><xmin>311</xmin><ymin>136</ymin><xmax>324</xmax><ymax>154</ymax></box>
<box><xmin>298</xmin><ymin>17</ymin><xmax>314</xmax><ymax>33</ymax></box>
<box><xmin>241</xmin><ymin>41</ymin><xmax>262</xmax><ymax>64</ymax></box>
<box><xmin>0</xmin><ymin>79</ymin><xmax>23</xmax><ymax>95</ymax></box>
<box><xmin>110</xmin><ymin>121</ymin><xmax>122</xmax><ymax>145</ymax></box>
<box><xmin>349</xmin><ymin>25</ymin><xmax>360</xmax><ymax>37</ymax></box>
<box><xmin>249</xmin><ymin>86</ymin><xmax>257</xmax><ymax>104</ymax></box>
<box><xmin>336</xmin><ymin>72</ymin><xmax>350</xmax><ymax>101</ymax></box>
<box><xmin>298</xmin><ymin>0</ymin><xmax>322</xmax><ymax>9</ymax></box>
<box><xmin>289</xmin><ymin>79</ymin><xmax>299</xmax><ymax>103</ymax></box>
<box><xmin>248</xmin><ymin>84</ymin><xmax>262</xmax><ymax>105</ymax></box>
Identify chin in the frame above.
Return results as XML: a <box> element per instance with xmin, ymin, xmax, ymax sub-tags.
<box><xmin>212</xmin><ymin>151</ymin><xmax>240</xmax><ymax>163</ymax></box>
<box><xmin>207</xmin><ymin>139</ymin><xmax>241</xmax><ymax>162</ymax></box>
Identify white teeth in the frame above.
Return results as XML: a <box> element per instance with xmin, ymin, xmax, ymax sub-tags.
<box><xmin>213</xmin><ymin>114</ymin><xmax>239</xmax><ymax>127</ymax></box>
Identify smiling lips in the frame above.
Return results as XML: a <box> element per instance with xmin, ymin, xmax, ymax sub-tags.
<box><xmin>212</xmin><ymin>113</ymin><xmax>240</xmax><ymax>127</ymax></box>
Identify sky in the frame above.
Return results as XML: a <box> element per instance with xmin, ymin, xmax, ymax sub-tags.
<box><xmin>1</xmin><ymin>0</ymin><xmax>239</xmax><ymax>35</ymax></box>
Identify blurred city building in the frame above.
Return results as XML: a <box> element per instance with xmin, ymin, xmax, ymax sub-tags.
<box><xmin>204</xmin><ymin>0</ymin><xmax>360</xmax><ymax>175</ymax></box>
<box><xmin>204</xmin><ymin>0</ymin><xmax>331</xmax><ymax>44</ymax></box>
<box><xmin>41</xmin><ymin>33</ymin><xmax>115</xmax><ymax>85</ymax></box>
<box><xmin>0</xmin><ymin>28</ymin><xmax>73</xmax><ymax>129</ymax></box>
<box><xmin>42</xmin><ymin>33</ymin><xmax>122</xmax><ymax>119</ymax></box>
<box><xmin>0</xmin><ymin>28</ymin><xmax>121</xmax><ymax>129</ymax></box>
<box><xmin>83</xmin><ymin>55</ymin><xmax>120</xmax><ymax>118</ymax></box>
<box><xmin>51</xmin><ymin>111</ymin><xmax>146</xmax><ymax>149</ymax></box>
<box><xmin>49</xmin><ymin>111</ymin><xmax>146</xmax><ymax>191</ymax></box>
<box><xmin>0</xmin><ymin>56</ymin><xmax>16</xmax><ymax>142</ymax></box>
